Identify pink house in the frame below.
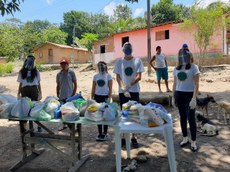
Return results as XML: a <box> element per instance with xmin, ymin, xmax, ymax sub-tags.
<box><xmin>93</xmin><ymin>21</ymin><xmax>229</xmax><ymax>64</ymax></box>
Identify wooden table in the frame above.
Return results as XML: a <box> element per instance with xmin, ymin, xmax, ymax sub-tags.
<box><xmin>3</xmin><ymin>117</ymin><xmax>119</xmax><ymax>172</ymax></box>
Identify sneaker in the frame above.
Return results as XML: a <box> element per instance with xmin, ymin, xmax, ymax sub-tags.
<box><xmin>131</xmin><ymin>137</ymin><xmax>139</xmax><ymax>148</ymax></box>
<box><xmin>96</xmin><ymin>134</ymin><xmax>103</xmax><ymax>141</ymax></box>
<box><xmin>99</xmin><ymin>134</ymin><xmax>109</xmax><ymax>141</ymax></box>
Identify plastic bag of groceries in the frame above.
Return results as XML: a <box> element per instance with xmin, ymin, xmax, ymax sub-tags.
<box><xmin>60</xmin><ymin>102</ymin><xmax>79</xmax><ymax>121</ymax></box>
<box><xmin>11</xmin><ymin>97</ymin><xmax>34</xmax><ymax>118</ymax></box>
<box><xmin>0</xmin><ymin>94</ymin><xmax>17</xmax><ymax>118</ymax></box>
<box><xmin>44</xmin><ymin>99</ymin><xmax>60</xmax><ymax>118</ymax></box>
<box><xmin>30</xmin><ymin>102</ymin><xmax>51</xmax><ymax>121</ymax></box>
<box><xmin>79</xmin><ymin>99</ymin><xmax>96</xmax><ymax>117</ymax></box>
<box><xmin>98</xmin><ymin>103</ymin><xmax>116</xmax><ymax>121</ymax></box>
<box><xmin>139</xmin><ymin>107</ymin><xmax>165</xmax><ymax>127</ymax></box>
<box><xmin>84</xmin><ymin>102</ymin><xmax>103</xmax><ymax>121</ymax></box>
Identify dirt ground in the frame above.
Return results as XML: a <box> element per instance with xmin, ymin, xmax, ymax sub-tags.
<box><xmin>0</xmin><ymin>63</ymin><xmax>230</xmax><ymax>172</ymax></box>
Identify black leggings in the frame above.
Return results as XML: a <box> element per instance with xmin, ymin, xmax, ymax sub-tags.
<box><xmin>175</xmin><ymin>91</ymin><xmax>196</xmax><ymax>141</ymax></box>
<box><xmin>94</xmin><ymin>94</ymin><xmax>108</xmax><ymax>135</ymax></box>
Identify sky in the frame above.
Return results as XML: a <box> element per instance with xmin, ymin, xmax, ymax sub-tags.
<box><xmin>0</xmin><ymin>0</ymin><xmax>229</xmax><ymax>24</ymax></box>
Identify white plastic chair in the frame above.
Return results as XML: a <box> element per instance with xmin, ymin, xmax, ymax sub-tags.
<box><xmin>114</xmin><ymin>114</ymin><xmax>177</xmax><ymax>172</ymax></box>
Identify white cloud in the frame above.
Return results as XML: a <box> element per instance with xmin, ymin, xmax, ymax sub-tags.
<box><xmin>46</xmin><ymin>0</ymin><xmax>54</xmax><ymax>5</ymax></box>
<box><xmin>134</xmin><ymin>8</ymin><xmax>144</xmax><ymax>17</ymax></box>
<box><xmin>198</xmin><ymin>0</ymin><xmax>229</xmax><ymax>7</ymax></box>
<box><xmin>103</xmin><ymin>2</ymin><xmax>116</xmax><ymax>16</ymax></box>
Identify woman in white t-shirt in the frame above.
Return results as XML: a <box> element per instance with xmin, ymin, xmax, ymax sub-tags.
<box><xmin>17</xmin><ymin>55</ymin><xmax>42</xmax><ymax>132</ymax></box>
<box><xmin>91</xmin><ymin>61</ymin><xmax>112</xmax><ymax>141</ymax></box>
<box><xmin>172</xmin><ymin>48</ymin><xmax>200</xmax><ymax>152</ymax></box>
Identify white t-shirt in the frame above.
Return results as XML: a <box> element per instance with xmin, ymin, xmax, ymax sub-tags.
<box><xmin>173</xmin><ymin>64</ymin><xmax>200</xmax><ymax>92</ymax></box>
<box><xmin>93</xmin><ymin>73</ymin><xmax>112</xmax><ymax>96</ymax></box>
<box><xmin>113</xmin><ymin>57</ymin><xmax>145</xmax><ymax>93</ymax></box>
<box><xmin>155</xmin><ymin>54</ymin><xmax>166</xmax><ymax>68</ymax></box>
<box><xmin>17</xmin><ymin>69</ymin><xmax>41</xmax><ymax>87</ymax></box>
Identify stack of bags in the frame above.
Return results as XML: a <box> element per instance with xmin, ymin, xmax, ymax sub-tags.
<box><xmin>121</xmin><ymin>100</ymin><xmax>171</xmax><ymax>127</ymax></box>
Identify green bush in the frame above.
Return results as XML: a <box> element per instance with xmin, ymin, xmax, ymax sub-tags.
<box><xmin>0</xmin><ymin>63</ymin><xmax>14</xmax><ymax>76</ymax></box>
<box><xmin>36</xmin><ymin>62</ymin><xmax>52</xmax><ymax>72</ymax></box>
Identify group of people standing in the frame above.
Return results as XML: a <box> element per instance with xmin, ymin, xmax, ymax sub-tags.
<box><xmin>17</xmin><ymin>42</ymin><xmax>200</xmax><ymax>152</ymax></box>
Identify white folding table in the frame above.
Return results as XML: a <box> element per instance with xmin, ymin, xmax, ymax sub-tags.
<box><xmin>114</xmin><ymin>115</ymin><xmax>177</xmax><ymax>172</ymax></box>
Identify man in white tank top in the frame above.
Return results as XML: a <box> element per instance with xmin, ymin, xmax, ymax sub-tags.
<box><xmin>150</xmin><ymin>46</ymin><xmax>171</xmax><ymax>93</ymax></box>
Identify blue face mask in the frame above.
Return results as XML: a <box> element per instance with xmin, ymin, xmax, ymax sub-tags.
<box><xmin>124</xmin><ymin>47</ymin><xmax>132</xmax><ymax>56</ymax></box>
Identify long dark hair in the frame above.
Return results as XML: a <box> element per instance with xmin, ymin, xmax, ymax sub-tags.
<box><xmin>20</xmin><ymin>68</ymin><xmax>38</xmax><ymax>80</ymax></box>
<box><xmin>176</xmin><ymin>49</ymin><xmax>191</xmax><ymax>70</ymax></box>
<box><xmin>20</xmin><ymin>55</ymin><xmax>38</xmax><ymax>79</ymax></box>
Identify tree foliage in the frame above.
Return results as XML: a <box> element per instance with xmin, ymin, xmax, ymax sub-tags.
<box><xmin>182</xmin><ymin>1</ymin><xmax>227</xmax><ymax>58</ymax></box>
<box><xmin>0</xmin><ymin>0</ymin><xmax>24</xmax><ymax>16</ymax></box>
<box><xmin>79</xmin><ymin>33</ymin><xmax>98</xmax><ymax>51</ymax></box>
<box><xmin>151</xmin><ymin>0</ymin><xmax>190</xmax><ymax>24</ymax></box>
<box><xmin>113</xmin><ymin>4</ymin><xmax>132</xmax><ymax>21</ymax></box>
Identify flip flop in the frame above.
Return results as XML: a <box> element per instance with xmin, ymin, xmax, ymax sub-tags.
<box><xmin>58</xmin><ymin>126</ymin><xmax>67</xmax><ymax>131</ymax></box>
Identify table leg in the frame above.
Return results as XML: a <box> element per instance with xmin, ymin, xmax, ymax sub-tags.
<box><xmin>114</xmin><ymin>126</ymin><xmax>121</xmax><ymax>172</ymax></box>
<box><xmin>29</xmin><ymin>121</ymin><xmax>35</xmax><ymax>152</ymax></box>
<box><xmin>164</xmin><ymin>126</ymin><xmax>177</xmax><ymax>172</ymax></box>
<box><xmin>69</xmin><ymin>123</ymin><xmax>76</xmax><ymax>166</ymax></box>
<box><xmin>124</xmin><ymin>133</ymin><xmax>131</xmax><ymax>159</ymax></box>
<box><xmin>77</xmin><ymin>124</ymin><xmax>82</xmax><ymax>160</ymax></box>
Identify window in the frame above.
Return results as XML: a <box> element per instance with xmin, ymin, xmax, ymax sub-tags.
<box><xmin>100</xmin><ymin>45</ymin><xmax>105</xmax><ymax>53</ymax></box>
<box><xmin>39</xmin><ymin>52</ymin><xmax>43</xmax><ymax>58</ymax></box>
<box><xmin>48</xmin><ymin>49</ymin><xmax>53</xmax><ymax>56</ymax></box>
<box><xmin>155</xmin><ymin>30</ymin><xmax>170</xmax><ymax>41</ymax></box>
<box><xmin>122</xmin><ymin>37</ymin><xmax>129</xmax><ymax>47</ymax></box>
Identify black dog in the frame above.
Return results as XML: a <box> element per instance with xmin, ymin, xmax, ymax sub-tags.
<box><xmin>196</xmin><ymin>95</ymin><xmax>216</xmax><ymax>116</ymax></box>
<box><xmin>196</xmin><ymin>112</ymin><xmax>218</xmax><ymax>136</ymax></box>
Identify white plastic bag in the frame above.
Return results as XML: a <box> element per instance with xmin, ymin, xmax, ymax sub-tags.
<box><xmin>84</xmin><ymin>102</ymin><xmax>102</xmax><ymax>121</ymax></box>
<box><xmin>60</xmin><ymin>102</ymin><xmax>79</xmax><ymax>121</ymax></box>
<box><xmin>11</xmin><ymin>97</ymin><xmax>33</xmax><ymax>118</ymax></box>
<box><xmin>0</xmin><ymin>94</ymin><xmax>17</xmax><ymax>118</ymax></box>
<box><xmin>44</xmin><ymin>99</ymin><xmax>60</xmax><ymax>118</ymax></box>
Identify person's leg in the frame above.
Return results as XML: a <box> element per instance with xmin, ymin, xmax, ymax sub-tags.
<box><xmin>156</xmin><ymin>69</ymin><xmax>162</xmax><ymax>92</ymax></box>
<box><xmin>176</xmin><ymin>91</ymin><xmax>190</xmax><ymax>146</ymax></box>
<box><xmin>130</xmin><ymin>92</ymin><xmax>140</xmax><ymax>148</ymax></box>
<box><xmin>119</xmin><ymin>93</ymin><xmax>130</xmax><ymax>110</ymax></box>
<box><xmin>162</xmin><ymin>68</ymin><xmax>171</xmax><ymax>92</ymax></box>
<box><xmin>187</xmin><ymin>94</ymin><xmax>197</xmax><ymax>151</ymax></box>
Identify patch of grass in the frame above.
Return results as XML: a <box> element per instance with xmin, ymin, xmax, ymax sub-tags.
<box><xmin>36</xmin><ymin>62</ymin><xmax>52</xmax><ymax>72</ymax></box>
<box><xmin>0</xmin><ymin>63</ymin><xmax>14</xmax><ymax>76</ymax></box>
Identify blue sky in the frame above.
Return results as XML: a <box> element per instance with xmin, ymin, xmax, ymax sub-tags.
<box><xmin>0</xmin><ymin>0</ymin><xmax>228</xmax><ymax>24</ymax></box>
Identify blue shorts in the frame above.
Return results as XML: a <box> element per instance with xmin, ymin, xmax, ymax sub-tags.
<box><xmin>156</xmin><ymin>67</ymin><xmax>168</xmax><ymax>81</ymax></box>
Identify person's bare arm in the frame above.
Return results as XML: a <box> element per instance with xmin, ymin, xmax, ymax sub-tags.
<box><xmin>72</xmin><ymin>80</ymin><xmax>77</xmax><ymax>96</ymax></box>
<box><xmin>17</xmin><ymin>83</ymin><xmax>22</xmax><ymax>97</ymax></box>
<box><xmin>56</xmin><ymin>83</ymin><xmax>60</xmax><ymax>98</ymax></box>
<box><xmin>150</xmin><ymin>56</ymin><xmax>157</xmax><ymax>70</ymax></box>
<box><xmin>91</xmin><ymin>81</ymin><xmax>96</xmax><ymax>99</ymax></box>
<box><xmin>193</xmin><ymin>74</ymin><xmax>200</xmax><ymax>99</ymax></box>
<box><xmin>116</xmin><ymin>74</ymin><xmax>124</xmax><ymax>88</ymax></box>
<box><xmin>131</xmin><ymin>73</ymin><xmax>142</xmax><ymax>86</ymax></box>
<box><xmin>172</xmin><ymin>76</ymin><xmax>177</xmax><ymax>95</ymax></box>
<box><xmin>108</xmin><ymin>79</ymin><xmax>113</xmax><ymax>99</ymax></box>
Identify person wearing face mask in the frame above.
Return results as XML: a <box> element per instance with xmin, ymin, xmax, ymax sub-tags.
<box><xmin>113</xmin><ymin>42</ymin><xmax>145</xmax><ymax>148</ymax></box>
<box><xmin>91</xmin><ymin>61</ymin><xmax>113</xmax><ymax>141</ymax></box>
<box><xmin>172</xmin><ymin>47</ymin><xmax>200</xmax><ymax>152</ymax></box>
<box><xmin>17</xmin><ymin>55</ymin><xmax>42</xmax><ymax>132</ymax></box>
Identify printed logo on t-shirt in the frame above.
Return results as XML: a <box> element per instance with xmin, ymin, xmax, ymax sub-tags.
<box><xmin>177</xmin><ymin>71</ymin><xmax>187</xmax><ymax>81</ymax></box>
<box><xmin>97</xmin><ymin>79</ymin><xmax>105</xmax><ymax>87</ymax></box>
<box><xmin>124</xmin><ymin>67</ymin><xmax>133</xmax><ymax>76</ymax></box>
<box><xmin>26</xmin><ymin>76</ymin><xmax>34</xmax><ymax>83</ymax></box>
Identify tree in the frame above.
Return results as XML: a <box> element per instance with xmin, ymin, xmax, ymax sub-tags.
<box><xmin>182</xmin><ymin>1</ymin><xmax>226</xmax><ymax>58</ymax></box>
<box><xmin>79</xmin><ymin>33</ymin><xmax>98</xmax><ymax>51</ymax></box>
<box><xmin>42</xmin><ymin>27</ymin><xmax>68</xmax><ymax>45</ymax></box>
<box><xmin>151</xmin><ymin>0</ymin><xmax>189</xmax><ymax>24</ymax></box>
<box><xmin>0</xmin><ymin>22</ymin><xmax>24</xmax><ymax>61</ymax></box>
<box><xmin>60</xmin><ymin>11</ymin><xmax>92</xmax><ymax>45</ymax></box>
<box><xmin>113</xmin><ymin>4</ymin><xmax>132</xmax><ymax>21</ymax></box>
<box><xmin>0</xmin><ymin>0</ymin><xmax>24</xmax><ymax>16</ymax></box>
